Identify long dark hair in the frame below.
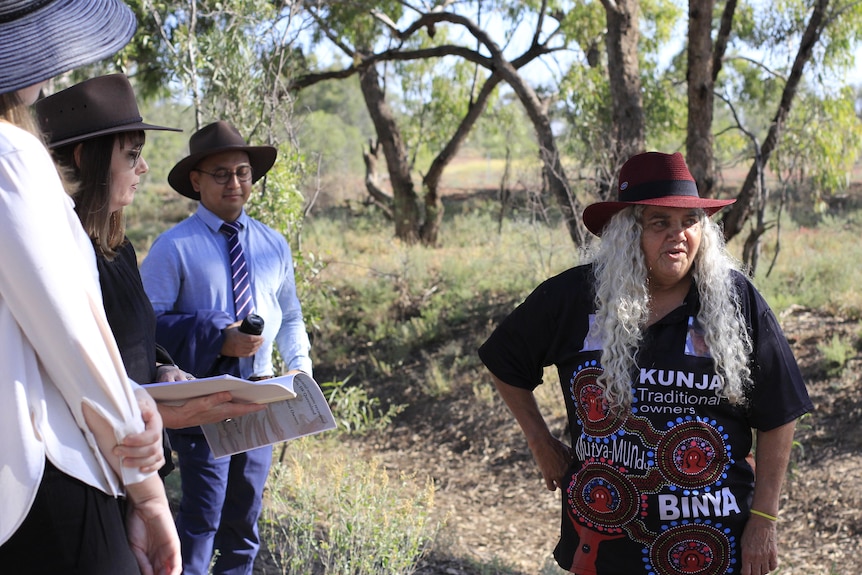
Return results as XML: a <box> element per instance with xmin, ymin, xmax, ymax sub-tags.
<box><xmin>52</xmin><ymin>131</ymin><xmax>144</xmax><ymax>259</ymax></box>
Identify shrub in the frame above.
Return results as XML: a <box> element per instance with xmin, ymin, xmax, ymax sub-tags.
<box><xmin>321</xmin><ymin>375</ymin><xmax>405</xmax><ymax>435</ymax></box>
<box><xmin>751</xmin><ymin>214</ymin><xmax>862</xmax><ymax>319</ymax></box>
<box><xmin>262</xmin><ymin>443</ymin><xmax>438</xmax><ymax>575</ymax></box>
<box><xmin>817</xmin><ymin>333</ymin><xmax>854</xmax><ymax>377</ymax></box>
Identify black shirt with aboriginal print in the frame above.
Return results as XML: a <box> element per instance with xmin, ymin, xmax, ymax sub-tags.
<box><xmin>478</xmin><ymin>264</ymin><xmax>812</xmax><ymax>575</ymax></box>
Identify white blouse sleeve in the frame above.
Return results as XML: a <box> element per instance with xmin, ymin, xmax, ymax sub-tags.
<box><xmin>0</xmin><ymin>127</ymin><xmax>149</xmax><ymax>488</ymax></box>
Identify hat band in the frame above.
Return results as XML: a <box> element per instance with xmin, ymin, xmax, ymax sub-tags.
<box><xmin>620</xmin><ymin>179</ymin><xmax>699</xmax><ymax>202</ymax></box>
<box><xmin>56</xmin><ymin>114</ymin><xmax>145</xmax><ymax>143</ymax></box>
<box><xmin>0</xmin><ymin>0</ymin><xmax>55</xmax><ymax>22</ymax></box>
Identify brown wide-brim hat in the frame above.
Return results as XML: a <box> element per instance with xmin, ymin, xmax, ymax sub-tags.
<box><xmin>583</xmin><ymin>151</ymin><xmax>736</xmax><ymax>236</ymax></box>
<box><xmin>168</xmin><ymin>121</ymin><xmax>277</xmax><ymax>200</ymax></box>
<box><xmin>35</xmin><ymin>74</ymin><xmax>182</xmax><ymax>148</ymax></box>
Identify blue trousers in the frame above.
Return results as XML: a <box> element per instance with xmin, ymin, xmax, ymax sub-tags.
<box><xmin>169</xmin><ymin>431</ymin><xmax>272</xmax><ymax>575</ymax></box>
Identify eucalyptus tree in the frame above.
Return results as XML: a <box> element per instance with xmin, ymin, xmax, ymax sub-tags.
<box><xmin>570</xmin><ymin>0</ymin><xmax>862</xmax><ymax>273</ymax></box>
<box><xmin>713</xmin><ymin>0</ymin><xmax>862</xmax><ymax>246</ymax></box>
<box><xmin>686</xmin><ymin>0</ymin><xmax>723</xmax><ymax>198</ymax></box>
<box><xmin>293</xmin><ymin>0</ymin><xmax>590</xmax><ymax>246</ymax></box>
<box><xmin>556</xmin><ymin>0</ymin><xmax>679</xmax><ymax>206</ymax></box>
<box><xmin>674</xmin><ymin>0</ymin><xmax>862</xmax><ymax>273</ymax></box>
<box><xmin>124</xmin><ymin>0</ymin><xmax>310</xmax><ymax>240</ymax></box>
<box><xmin>601</xmin><ymin>0</ymin><xmax>647</xmax><ymax>162</ymax></box>
<box><xmin>118</xmin><ymin>0</ymin><xmax>862</xmax><ymax>260</ymax></box>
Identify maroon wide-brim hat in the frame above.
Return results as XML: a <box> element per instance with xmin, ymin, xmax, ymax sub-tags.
<box><xmin>35</xmin><ymin>74</ymin><xmax>182</xmax><ymax>148</ymax></box>
<box><xmin>168</xmin><ymin>120</ymin><xmax>277</xmax><ymax>200</ymax></box>
<box><xmin>583</xmin><ymin>151</ymin><xmax>736</xmax><ymax>236</ymax></box>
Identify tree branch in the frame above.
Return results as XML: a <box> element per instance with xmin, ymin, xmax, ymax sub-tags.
<box><xmin>722</xmin><ymin>54</ymin><xmax>787</xmax><ymax>82</ymax></box>
<box><xmin>712</xmin><ymin>0</ymin><xmax>736</xmax><ymax>81</ymax></box>
<box><xmin>305</xmin><ymin>6</ymin><xmax>357</xmax><ymax>58</ymax></box>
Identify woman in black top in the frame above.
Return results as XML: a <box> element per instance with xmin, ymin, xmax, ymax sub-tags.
<box><xmin>36</xmin><ymin>74</ymin><xmax>265</xmax><ymax>436</ymax></box>
<box><xmin>480</xmin><ymin>152</ymin><xmax>813</xmax><ymax>575</ymax></box>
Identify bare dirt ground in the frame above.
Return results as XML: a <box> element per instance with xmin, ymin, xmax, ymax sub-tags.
<box><xmin>302</xmin><ymin>306</ymin><xmax>862</xmax><ymax>575</ymax></box>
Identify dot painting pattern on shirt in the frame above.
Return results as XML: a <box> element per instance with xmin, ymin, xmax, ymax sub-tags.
<box><xmin>564</xmin><ymin>360</ymin><xmax>738</xmax><ymax>575</ymax></box>
<box><xmin>478</xmin><ymin>265</ymin><xmax>813</xmax><ymax>575</ymax></box>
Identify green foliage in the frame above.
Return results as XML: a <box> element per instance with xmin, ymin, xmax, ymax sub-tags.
<box><xmin>817</xmin><ymin>333</ymin><xmax>854</xmax><ymax>377</ymax></box>
<box><xmin>639</xmin><ymin>0</ymin><xmax>685</xmax><ymax>62</ymax></box>
<box><xmin>470</xmin><ymin>94</ymin><xmax>536</xmax><ymax>161</ymax></box>
<box><xmin>642</xmin><ymin>69</ymin><xmax>687</xmax><ymax>150</ymax></box>
<box><xmin>391</xmin><ymin>30</ymin><xmax>490</xmax><ymax>171</ymax></box>
<box><xmin>111</xmin><ymin>0</ymin><xmax>862</xmax><ymax>251</ymax></box>
<box><xmin>557</xmin><ymin>0</ymin><xmax>687</xmax><ymax>190</ymax></box>
<box><xmin>820</xmin><ymin>2</ymin><xmax>862</xmax><ymax>73</ymax></box>
<box><xmin>556</xmin><ymin>0</ymin><xmax>606</xmax><ymax>54</ymax></box>
<box><xmin>131</xmin><ymin>1</ymin><xmax>301</xmax><ymax>137</ymax></box>
<box><xmin>558</xmin><ymin>61</ymin><xmax>613</xmax><ymax>160</ymax></box>
<box><xmin>295</xmin><ymin>110</ymin><xmax>365</xmax><ymax>177</ymax></box>
<box><xmin>138</xmin><ymin>97</ymin><xmax>196</xmax><ymax>182</ymax></box>
<box><xmin>320</xmin><ymin>375</ymin><xmax>405</xmax><ymax>435</ymax></box>
<box><xmin>294</xmin><ymin>73</ymin><xmax>375</xmax><ymax>138</ymax></box>
<box><xmin>750</xmin><ymin>212</ymin><xmax>862</xmax><ymax>319</ymax></box>
<box><xmin>774</xmin><ymin>86</ymin><xmax>862</xmax><ymax>197</ymax></box>
<box><xmin>246</xmin><ymin>144</ymin><xmax>307</xmax><ymax>240</ymax></box>
<box><xmin>244</xmin><ymin>141</ymin><xmax>335</xmax><ymax>360</ymax></box>
<box><xmin>121</xmin><ymin>1</ymin><xmax>317</xmax><ymax>285</ymax></box>
<box><xmin>262</xmin><ymin>445</ymin><xmax>438</xmax><ymax>575</ymax></box>
<box><xmin>307</xmin><ymin>0</ymin><xmax>405</xmax><ymax>50</ymax></box>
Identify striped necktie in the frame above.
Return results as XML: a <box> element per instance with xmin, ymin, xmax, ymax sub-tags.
<box><xmin>220</xmin><ymin>221</ymin><xmax>254</xmax><ymax>319</ymax></box>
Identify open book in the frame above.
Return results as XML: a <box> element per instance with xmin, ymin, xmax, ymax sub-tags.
<box><xmin>146</xmin><ymin>373</ymin><xmax>299</xmax><ymax>405</ymax></box>
<box><xmin>147</xmin><ymin>373</ymin><xmax>336</xmax><ymax>458</ymax></box>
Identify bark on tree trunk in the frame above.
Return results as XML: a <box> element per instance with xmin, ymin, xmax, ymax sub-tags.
<box><xmin>362</xmin><ymin>138</ymin><xmax>394</xmax><ymax>219</ymax></box>
<box><xmin>603</xmin><ymin>0</ymin><xmax>646</xmax><ymax>163</ymax></box>
<box><xmin>408</xmin><ymin>10</ymin><xmax>588</xmax><ymax>246</ymax></box>
<box><xmin>297</xmin><ymin>8</ymin><xmax>593</xmax><ymax>248</ymax></box>
<box><xmin>358</xmin><ymin>62</ymin><xmax>421</xmax><ymax>243</ymax></box>
<box><xmin>491</xmin><ymin>59</ymin><xmax>586</xmax><ymax>246</ymax></box>
<box><xmin>420</xmin><ymin>75</ymin><xmax>503</xmax><ymax>246</ymax></box>
<box><xmin>686</xmin><ymin>0</ymin><xmax>717</xmax><ymax>198</ymax></box>
<box><xmin>712</xmin><ymin>0</ymin><xmax>737</xmax><ymax>82</ymax></box>
<box><xmin>722</xmin><ymin>0</ymin><xmax>829</xmax><ymax>241</ymax></box>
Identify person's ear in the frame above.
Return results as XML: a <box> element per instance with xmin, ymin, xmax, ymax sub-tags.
<box><xmin>72</xmin><ymin>143</ymin><xmax>83</xmax><ymax>169</ymax></box>
<box><xmin>189</xmin><ymin>170</ymin><xmax>201</xmax><ymax>194</ymax></box>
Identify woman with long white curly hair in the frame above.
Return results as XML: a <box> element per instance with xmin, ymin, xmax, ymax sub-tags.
<box><xmin>480</xmin><ymin>151</ymin><xmax>812</xmax><ymax>575</ymax></box>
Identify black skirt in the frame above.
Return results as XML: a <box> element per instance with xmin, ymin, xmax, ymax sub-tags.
<box><xmin>0</xmin><ymin>459</ymin><xmax>141</xmax><ymax>575</ymax></box>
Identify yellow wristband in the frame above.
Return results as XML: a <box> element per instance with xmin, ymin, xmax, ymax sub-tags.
<box><xmin>750</xmin><ymin>509</ymin><xmax>778</xmax><ymax>522</ymax></box>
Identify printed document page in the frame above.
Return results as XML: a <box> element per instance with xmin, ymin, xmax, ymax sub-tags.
<box><xmin>201</xmin><ymin>373</ymin><xmax>336</xmax><ymax>458</ymax></box>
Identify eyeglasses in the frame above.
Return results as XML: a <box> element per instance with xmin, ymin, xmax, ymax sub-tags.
<box><xmin>194</xmin><ymin>165</ymin><xmax>254</xmax><ymax>185</ymax></box>
<box><xmin>125</xmin><ymin>146</ymin><xmax>144</xmax><ymax>169</ymax></box>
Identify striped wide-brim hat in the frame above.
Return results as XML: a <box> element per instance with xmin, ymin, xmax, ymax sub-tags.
<box><xmin>0</xmin><ymin>0</ymin><xmax>137</xmax><ymax>95</ymax></box>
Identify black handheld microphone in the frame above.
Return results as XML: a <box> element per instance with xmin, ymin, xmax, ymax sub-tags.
<box><xmin>239</xmin><ymin>313</ymin><xmax>265</xmax><ymax>335</ymax></box>
<box><xmin>207</xmin><ymin>314</ymin><xmax>265</xmax><ymax>376</ymax></box>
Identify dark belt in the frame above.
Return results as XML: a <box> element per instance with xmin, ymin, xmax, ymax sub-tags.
<box><xmin>248</xmin><ymin>375</ymin><xmax>273</xmax><ymax>381</ymax></box>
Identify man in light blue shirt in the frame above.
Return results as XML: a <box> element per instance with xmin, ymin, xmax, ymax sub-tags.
<box><xmin>140</xmin><ymin>121</ymin><xmax>312</xmax><ymax>575</ymax></box>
